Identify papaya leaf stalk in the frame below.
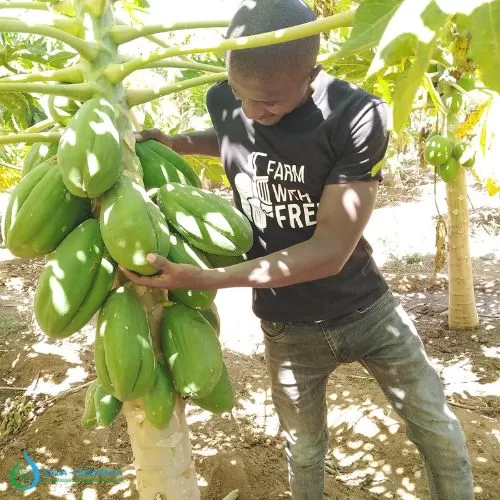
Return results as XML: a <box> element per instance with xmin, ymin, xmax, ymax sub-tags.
<box><xmin>0</xmin><ymin>132</ymin><xmax>61</xmax><ymax>145</ymax></box>
<box><xmin>0</xmin><ymin>1</ymin><xmax>50</xmax><ymax>11</ymax></box>
<box><xmin>0</xmin><ymin>82</ymin><xmax>93</xmax><ymax>99</ymax></box>
<box><xmin>22</xmin><ymin>119</ymin><xmax>55</xmax><ymax>134</ymax></box>
<box><xmin>105</xmin><ymin>9</ymin><xmax>356</xmax><ymax>84</ymax></box>
<box><xmin>0</xmin><ymin>18</ymin><xmax>98</xmax><ymax>60</ymax></box>
<box><xmin>127</xmin><ymin>72</ymin><xmax>228</xmax><ymax>107</ymax></box>
<box><xmin>0</xmin><ymin>65</ymin><xmax>83</xmax><ymax>84</ymax></box>
<box><xmin>144</xmin><ymin>60</ymin><xmax>226</xmax><ymax>73</ymax></box>
<box><xmin>110</xmin><ymin>20</ymin><xmax>231</xmax><ymax>45</ymax></box>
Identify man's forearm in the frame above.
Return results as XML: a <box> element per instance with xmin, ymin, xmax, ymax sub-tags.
<box><xmin>169</xmin><ymin>128</ymin><xmax>220</xmax><ymax>157</ymax></box>
<box><xmin>198</xmin><ymin>234</ymin><xmax>346</xmax><ymax>290</ymax></box>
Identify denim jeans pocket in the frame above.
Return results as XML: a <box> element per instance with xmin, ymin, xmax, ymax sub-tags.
<box><xmin>261</xmin><ymin>319</ymin><xmax>288</xmax><ymax>340</ymax></box>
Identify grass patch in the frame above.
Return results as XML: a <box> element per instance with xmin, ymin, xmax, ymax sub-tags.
<box><xmin>0</xmin><ymin>313</ymin><xmax>27</xmax><ymax>338</ymax></box>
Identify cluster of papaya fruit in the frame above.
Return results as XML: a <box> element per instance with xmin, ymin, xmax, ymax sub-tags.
<box><xmin>1</xmin><ymin>97</ymin><xmax>253</xmax><ymax>430</ymax></box>
<box><xmin>424</xmin><ymin>72</ymin><xmax>477</xmax><ymax>183</ymax></box>
<box><xmin>424</xmin><ymin>133</ymin><xmax>475</xmax><ymax>183</ymax></box>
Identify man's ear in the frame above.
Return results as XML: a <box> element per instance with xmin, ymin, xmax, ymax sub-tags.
<box><xmin>309</xmin><ymin>65</ymin><xmax>322</xmax><ymax>83</ymax></box>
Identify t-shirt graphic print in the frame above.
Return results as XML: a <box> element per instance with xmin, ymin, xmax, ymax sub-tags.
<box><xmin>235</xmin><ymin>151</ymin><xmax>318</xmax><ymax>232</ymax></box>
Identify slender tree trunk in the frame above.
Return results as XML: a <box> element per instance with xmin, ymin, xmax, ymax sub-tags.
<box><xmin>124</xmin><ymin>399</ymin><xmax>200</xmax><ymax>500</ymax></box>
<box><xmin>445</xmin><ymin>166</ymin><xmax>478</xmax><ymax>329</ymax></box>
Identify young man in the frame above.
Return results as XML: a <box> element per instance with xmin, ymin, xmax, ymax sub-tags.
<box><xmin>124</xmin><ymin>1</ymin><xmax>474</xmax><ymax>498</ymax></box>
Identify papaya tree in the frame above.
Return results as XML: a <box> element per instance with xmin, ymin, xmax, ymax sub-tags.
<box><xmin>320</xmin><ymin>0</ymin><xmax>500</xmax><ymax>329</ymax></box>
<box><xmin>0</xmin><ymin>0</ymin><xmax>355</xmax><ymax>497</ymax></box>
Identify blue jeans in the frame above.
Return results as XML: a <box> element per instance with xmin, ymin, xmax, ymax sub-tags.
<box><xmin>261</xmin><ymin>291</ymin><xmax>473</xmax><ymax>500</ymax></box>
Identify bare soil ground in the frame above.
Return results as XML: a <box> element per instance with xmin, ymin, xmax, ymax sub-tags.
<box><xmin>0</xmin><ymin>168</ymin><xmax>499</xmax><ymax>499</ymax></box>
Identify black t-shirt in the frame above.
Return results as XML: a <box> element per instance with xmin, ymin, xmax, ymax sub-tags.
<box><xmin>206</xmin><ymin>70</ymin><xmax>389</xmax><ymax>322</ymax></box>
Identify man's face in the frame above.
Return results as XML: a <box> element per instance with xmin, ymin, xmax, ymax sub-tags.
<box><xmin>228</xmin><ymin>67</ymin><xmax>315</xmax><ymax>126</ymax></box>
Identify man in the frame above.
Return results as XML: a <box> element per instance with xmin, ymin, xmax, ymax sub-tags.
<box><xmin>124</xmin><ymin>1</ymin><xmax>474</xmax><ymax>498</ymax></box>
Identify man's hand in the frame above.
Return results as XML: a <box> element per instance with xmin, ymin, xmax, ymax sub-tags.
<box><xmin>135</xmin><ymin>128</ymin><xmax>174</xmax><ymax>149</ymax></box>
<box><xmin>120</xmin><ymin>253</ymin><xmax>206</xmax><ymax>289</ymax></box>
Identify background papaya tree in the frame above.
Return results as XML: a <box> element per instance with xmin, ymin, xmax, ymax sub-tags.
<box><xmin>0</xmin><ymin>0</ymin><xmax>355</xmax><ymax>498</ymax></box>
<box><xmin>320</xmin><ymin>0</ymin><xmax>500</xmax><ymax>329</ymax></box>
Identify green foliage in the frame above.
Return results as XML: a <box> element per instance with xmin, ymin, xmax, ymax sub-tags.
<box><xmin>455</xmin><ymin>1</ymin><xmax>500</xmax><ymax>92</ymax></box>
<box><xmin>333</xmin><ymin>0</ymin><xmax>403</xmax><ymax>59</ymax></box>
<box><xmin>184</xmin><ymin>155</ymin><xmax>229</xmax><ymax>188</ymax></box>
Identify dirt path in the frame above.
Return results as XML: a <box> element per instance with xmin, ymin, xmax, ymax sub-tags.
<box><xmin>0</xmin><ymin>175</ymin><xmax>499</xmax><ymax>499</ymax></box>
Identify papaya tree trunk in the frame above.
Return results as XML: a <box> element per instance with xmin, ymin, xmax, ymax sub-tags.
<box><xmin>124</xmin><ymin>400</ymin><xmax>199</xmax><ymax>499</ymax></box>
<box><xmin>126</xmin><ymin>287</ymin><xmax>200</xmax><ymax>499</ymax></box>
<box><xmin>445</xmin><ymin>165</ymin><xmax>479</xmax><ymax>329</ymax></box>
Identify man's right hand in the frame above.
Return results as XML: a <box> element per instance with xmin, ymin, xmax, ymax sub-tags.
<box><xmin>135</xmin><ymin>128</ymin><xmax>175</xmax><ymax>150</ymax></box>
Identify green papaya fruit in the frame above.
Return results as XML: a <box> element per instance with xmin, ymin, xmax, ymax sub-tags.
<box><xmin>81</xmin><ymin>380</ymin><xmax>98</xmax><ymax>430</ymax></box>
<box><xmin>1</xmin><ymin>158</ymin><xmax>91</xmax><ymax>258</ymax></box>
<box><xmin>162</xmin><ymin>304</ymin><xmax>223</xmax><ymax>399</ymax></box>
<box><xmin>58</xmin><ymin>97</ymin><xmax>121</xmax><ymax>198</ymax></box>
<box><xmin>424</xmin><ymin>135</ymin><xmax>453</xmax><ymax>167</ymax></box>
<box><xmin>94</xmin><ymin>383</ymin><xmax>123</xmax><ymax>426</ymax></box>
<box><xmin>22</xmin><ymin>142</ymin><xmax>58</xmax><ymax>177</ymax></box>
<box><xmin>157</xmin><ymin>182</ymin><xmax>253</xmax><ymax>256</ymax></box>
<box><xmin>167</xmin><ymin>230</ymin><xmax>216</xmax><ymax>309</ymax></box>
<box><xmin>446</xmin><ymin>91</ymin><xmax>464</xmax><ymax>115</ymax></box>
<box><xmin>143</xmin><ymin>363</ymin><xmax>177</xmax><ymax>429</ymax></box>
<box><xmin>192</xmin><ymin>362</ymin><xmax>234</xmax><ymax>414</ymax></box>
<box><xmin>34</xmin><ymin>219</ymin><xmax>116</xmax><ymax>338</ymax></box>
<box><xmin>95</xmin><ymin>287</ymin><xmax>157</xmax><ymax>401</ymax></box>
<box><xmin>457</xmin><ymin>74</ymin><xmax>476</xmax><ymax>92</ymax></box>
<box><xmin>48</xmin><ymin>95</ymin><xmax>81</xmax><ymax>126</ymax></box>
<box><xmin>200</xmin><ymin>302</ymin><xmax>221</xmax><ymax>337</ymax></box>
<box><xmin>100</xmin><ymin>176</ymin><xmax>170</xmax><ymax>275</ymax></box>
<box><xmin>136</xmin><ymin>140</ymin><xmax>201</xmax><ymax>189</ymax></box>
<box><xmin>205</xmin><ymin>253</ymin><xmax>248</xmax><ymax>268</ymax></box>
<box><xmin>437</xmin><ymin>157</ymin><xmax>460</xmax><ymax>183</ymax></box>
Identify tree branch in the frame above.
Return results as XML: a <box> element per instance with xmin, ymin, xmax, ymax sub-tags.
<box><xmin>105</xmin><ymin>9</ymin><xmax>356</xmax><ymax>83</ymax></box>
<box><xmin>0</xmin><ymin>1</ymin><xmax>49</xmax><ymax>10</ymax></box>
<box><xmin>145</xmin><ymin>59</ymin><xmax>225</xmax><ymax>73</ymax></box>
<box><xmin>23</xmin><ymin>118</ymin><xmax>55</xmax><ymax>134</ymax></box>
<box><xmin>0</xmin><ymin>160</ymin><xmax>22</xmax><ymax>171</ymax></box>
<box><xmin>126</xmin><ymin>72</ymin><xmax>227</xmax><ymax>107</ymax></box>
<box><xmin>110</xmin><ymin>19</ymin><xmax>230</xmax><ymax>45</ymax></box>
<box><xmin>0</xmin><ymin>131</ymin><xmax>61</xmax><ymax>145</ymax></box>
<box><xmin>0</xmin><ymin>82</ymin><xmax>93</xmax><ymax>99</ymax></box>
<box><xmin>0</xmin><ymin>18</ymin><xmax>98</xmax><ymax>60</ymax></box>
<box><xmin>0</xmin><ymin>65</ymin><xmax>83</xmax><ymax>84</ymax></box>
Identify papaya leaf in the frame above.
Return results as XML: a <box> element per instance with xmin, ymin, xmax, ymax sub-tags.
<box><xmin>184</xmin><ymin>155</ymin><xmax>229</xmax><ymax>188</ymax></box>
<box><xmin>334</xmin><ymin>0</ymin><xmax>402</xmax><ymax>59</ymax></box>
<box><xmin>47</xmin><ymin>50</ymin><xmax>78</xmax><ymax>69</ymax></box>
<box><xmin>0</xmin><ymin>93</ymin><xmax>32</xmax><ymax>130</ymax></box>
<box><xmin>325</xmin><ymin>51</ymin><xmax>372</xmax><ymax>82</ymax></box>
<box><xmin>388</xmin><ymin>1</ymin><xmax>450</xmax><ymax>132</ymax></box>
<box><xmin>455</xmin><ymin>1</ymin><xmax>500</xmax><ymax>92</ymax></box>
<box><xmin>368</xmin><ymin>0</ymin><xmax>447</xmax><ymax>77</ymax></box>
<box><xmin>0</xmin><ymin>165</ymin><xmax>21</xmax><ymax>192</ymax></box>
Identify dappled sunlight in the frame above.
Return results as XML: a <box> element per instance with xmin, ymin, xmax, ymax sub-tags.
<box><xmin>342</xmin><ymin>187</ymin><xmax>362</xmax><ymax>222</ymax></box>
<box><xmin>48</xmin><ymin>275</ymin><xmax>71</xmax><ymax>316</ymax></box>
<box><xmin>433</xmin><ymin>355</ymin><xmax>500</xmax><ymax>398</ymax></box>
<box><xmin>91</xmin><ymin>110</ymin><xmax>120</xmax><ymax>143</ymax></box>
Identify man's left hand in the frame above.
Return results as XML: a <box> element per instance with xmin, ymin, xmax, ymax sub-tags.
<box><xmin>120</xmin><ymin>253</ymin><xmax>204</xmax><ymax>289</ymax></box>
